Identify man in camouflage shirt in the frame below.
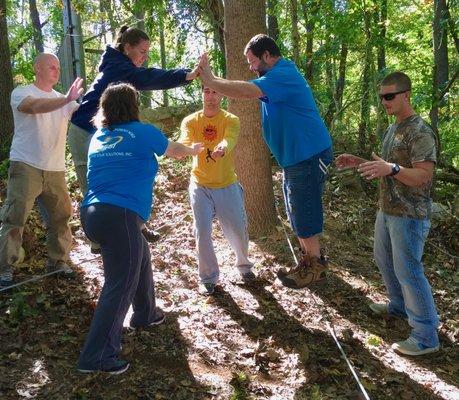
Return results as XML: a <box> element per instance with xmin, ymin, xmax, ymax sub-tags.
<box><xmin>336</xmin><ymin>72</ymin><xmax>439</xmax><ymax>356</ymax></box>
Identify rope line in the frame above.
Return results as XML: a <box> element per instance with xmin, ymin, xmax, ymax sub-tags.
<box><xmin>275</xmin><ymin>203</ymin><xmax>371</xmax><ymax>400</ymax></box>
<box><xmin>0</xmin><ymin>268</ymin><xmax>69</xmax><ymax>293</ymax></box>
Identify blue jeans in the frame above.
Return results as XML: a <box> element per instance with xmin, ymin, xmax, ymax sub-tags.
<box><xmin>374</xmin><ymin>211</ymin><xmax>439</xmax><ymax>347</ymax></box>
<box><xmin>189</xmin><ymin>181</ymin><xmax>252</xmax><ymax>284</ymax></box>
<box><xmin>282</xmin><ymin>147</ymin><xmax>333</xmax><ymax>238</ymax></box>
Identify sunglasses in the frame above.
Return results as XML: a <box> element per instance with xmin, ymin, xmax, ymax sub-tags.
<box><xmin>379</xmin><ymin>90</ymin><xmax>407</xmax><ymax>101</ymax></box>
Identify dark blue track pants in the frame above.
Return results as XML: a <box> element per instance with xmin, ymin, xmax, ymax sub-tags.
<box><xmin>77</xmin><ymin>203</ymin><xmax>158</xmax><ymax>370</ymax></box>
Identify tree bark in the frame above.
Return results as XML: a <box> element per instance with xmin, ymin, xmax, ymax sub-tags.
<box><xmin>267</xmin><ymin>0</ymin><xmax>279</xmax><ymax>41</ymax></box>
<box><xmin>290</xmin><ymin>0</ymin><xmax>300</xmax><ymax>66</ymax></box>
<box><xmin>429</xmin><ymin>0</ymin><xmax>449</xmax><ymax>155</ymax></box>
<box><xmin>0</xmin><ymin>0</ymin><xmax>14</xmax><ymax>162</ymax></box>
<box><xmin>159</xmin><ymin>12</ymin><xmax>169</xmax><ymax>106</ymax></box>
<box><xmin>301</xmin><ymin>0</ymin><xmax>316</xmax><ymax>83</ymax></box>
<box><xmin>358</xmin><ymin>7</ymin><xmax>372</xmax><ymax>155</ymax></box>
<box><xmin>224</xmin><ymin>0</ymin><xmax>277</xmax><ymax>236</ymax></box>
<box><xmin>29</xmin><ymin>0</ymin><xmax>44</xmax><ymax>53</ymax></box>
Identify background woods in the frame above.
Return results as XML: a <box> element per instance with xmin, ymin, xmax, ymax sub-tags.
<box><xmin>0</xmin><ymin>1</ymin><xmax>458</xmax><ymax>398</ymax></box>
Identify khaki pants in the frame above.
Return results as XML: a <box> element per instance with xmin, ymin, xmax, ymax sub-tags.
<box><xmin>0</xmin><ymin>161</ymin><xmax>73</xmax><ymax>273</ymax></box>
<box><xmin>67</xmin><ymin>122</ymin><xmax>92</xmax><ymax>195</ymax></box>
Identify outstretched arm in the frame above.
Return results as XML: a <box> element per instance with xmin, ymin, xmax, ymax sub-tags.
<box><xmin>198</xmin><ymin>53</ymin><xmax>263</xmax><ymax>99</ymax></box>
<box><xmin>18</xmin><ymin>77</ymin><xmax>83</xmax><ymax>114</ymax></box>
<box><xmin>164</xmin><ymin>141</ymin><xmax>204</xmax><ymax>159</ymax></box>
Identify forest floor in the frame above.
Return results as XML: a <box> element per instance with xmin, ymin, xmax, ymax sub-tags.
<box><xmin>0</xmin><ymin>157</ymin><xmax>457</xmax><ymax>400</ymax></box>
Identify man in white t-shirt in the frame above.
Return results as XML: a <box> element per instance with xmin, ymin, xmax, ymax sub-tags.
<box><xmin>0</xmin><ymin>53</ymin><xmax>83</xmax><ymax>287</ymax></box>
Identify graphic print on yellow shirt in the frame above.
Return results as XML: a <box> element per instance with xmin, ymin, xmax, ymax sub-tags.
<box><xmin>180</xmin><ymin>110</ymin><xmax>240</xmax><ymax>188</ymax></box>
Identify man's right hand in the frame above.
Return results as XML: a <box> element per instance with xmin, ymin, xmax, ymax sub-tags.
<box><xmin>198</xmin><ymin>53</ymin><xmax>214</xmax><ymax>85</ymax></box>
<box><xmin>65</xmin><ymin>77</ymin><xmax>84</xmax><ymax>102</ymax></box>
<box><xmin>335</xmin><ymin>153</ymin><xmax>365</xmax><ymax>169</ymax></box>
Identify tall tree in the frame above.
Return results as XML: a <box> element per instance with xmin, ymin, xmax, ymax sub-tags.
<box><xmin>357</xmin><ymin>4</ymin><xmax>373</xmax><ymax>154</ymax></box>
<box><xmin>300</xmin><ymin>0</ymin><xmax>317</xmax><ymax>83</ymax></box>
<box><xmin>0</xmin><ymin>0</ymin><xmax>14</xmax><ymax>162</ymax></box>
<box><xmin>267</xmin><ymin>0</ymin><xmax>279</xmax><ymax>41</ymax></box>
<box><xmin>290</xmin><ymin>0</ymin><xmax>300</xmax><ymax>65</ymax></box>
<box><xmin>223</xmin><ymin>0</ymin><xmax>277</xmax><ymax>235</ymax></box>
<box><xmin>430</xmin><ymin>0</ymin><xmax>449</xmax><ymax>146</ymax></box>
<box><xmin>29</xmin><ymin>0</ymin><xmax>44</xmax><ymax>53</ymax></box>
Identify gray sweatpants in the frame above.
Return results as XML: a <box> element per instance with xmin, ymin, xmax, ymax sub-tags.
<box><xmin>189</xmin><ymin>181</ymin><xmax>253</xmax><ymax>284</ymax></box>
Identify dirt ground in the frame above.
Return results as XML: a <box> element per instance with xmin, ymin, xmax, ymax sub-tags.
<box><xmin>0</xmin><ymin>158</ymin><xmax>457</xmax><ymax>400</ymax></box>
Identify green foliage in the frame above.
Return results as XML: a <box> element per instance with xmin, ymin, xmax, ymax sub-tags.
<box><xmin>229</xmin><ymin>371</ymin><xmax>251</xmax><ymax>400</ymax></box>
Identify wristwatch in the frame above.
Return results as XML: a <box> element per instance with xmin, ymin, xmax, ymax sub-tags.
<box><xmin>389</xmin><ymin>163</ymin><xmax>400</xmax><ymax>176</ymax></box>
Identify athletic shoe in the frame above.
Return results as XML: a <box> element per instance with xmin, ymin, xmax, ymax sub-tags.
<box><xmin>141</xmin><ymin>228</ymin><xmax>161</xmax><ymax>243</ymax></box>
<box><xmin>392</xmin><ymin>337</ymin><xmax>440</xmax><ymax>356</ymax></box>
<box><xmin>0</xmin><ymin>270</ymin><xmax>13</xmax><ymax>287</ymax></box>
<box><xmin>46</xmin><ymin>259</ymin><xmax>75</xmax><ymax>277</ymax></box>
<box><xmin>78</xmin><ymin>359</ymin><xmax>130</xmax><ymax>375</ymax></box>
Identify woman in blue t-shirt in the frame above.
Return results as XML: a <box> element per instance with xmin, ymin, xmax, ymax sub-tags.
<box><xmin>69</xmin><ymin>25</ymin><xmax>200</xmax><ymax>248</ymax></box>
<box><xmin>76</xmin><ymin>83</ymin><xmax>203</xmax><ymax>375</ymax></box>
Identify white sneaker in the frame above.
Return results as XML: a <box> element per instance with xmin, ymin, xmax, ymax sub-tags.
<box><xmin>392</xmin><ymin>337</ymin><xmax>440</xmax><ymax>356</ymax></box>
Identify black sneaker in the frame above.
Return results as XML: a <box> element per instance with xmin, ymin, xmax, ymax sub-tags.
<box><xmin>141</xmin><ymin>227</ymin><xmax>161</xmax><ymax>243</ymax></box>
<box><xmin>90</xmin><ymin>242</ymin><xmax>101</xmax><ymax>254</ymax></box>
<box><xmin>129</xmin><ymin>307</ymin><xmax>165</xmax><ymax>329</ymax></box>
<box><xmin>78</xmin><ymin>359</ymin><xmax>130</xmax><ymax>375</ymax></box>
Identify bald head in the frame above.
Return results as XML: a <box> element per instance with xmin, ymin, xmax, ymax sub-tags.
<box><xmin>33</xmin><ymin>53</ymin><xmax>60</xmax><ymax>89</ymax></box>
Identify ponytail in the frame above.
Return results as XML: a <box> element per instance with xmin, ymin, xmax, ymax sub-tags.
<box><xmin>113</xmin><ymin>26</ymin><xmax>149</xmax><ymax>54</ymax></box>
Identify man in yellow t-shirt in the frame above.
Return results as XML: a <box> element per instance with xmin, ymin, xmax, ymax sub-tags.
<box><xmin>180</xmin><ymin>86</ymin><xmax>254</xmax><ymax>295</ymax></box>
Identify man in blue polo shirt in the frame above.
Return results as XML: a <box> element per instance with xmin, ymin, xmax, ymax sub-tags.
<box><xmin>199</xmin><ymin>34</ymin><xmax>333</xmax><ymax>288</ymax></box>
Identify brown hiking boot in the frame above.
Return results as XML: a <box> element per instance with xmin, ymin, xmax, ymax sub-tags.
<box><xmin>277</xmin><ymin>251</ymin><xmax>309</xmax><ymax>280</ymax></box>
<box><xmin>280</xmin><ymin>255</ymin><xmax>328</xmax><ymax>289</ymax></box>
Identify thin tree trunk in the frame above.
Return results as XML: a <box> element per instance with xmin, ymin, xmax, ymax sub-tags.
<box><xmin>358</xmin><ymin>7</ymin><xmax>372</xmax><ymax>155</ymax></box>
<box><xmin>224</xmin><ymin>0</ymin><xmax>277</xmax><ymax>236</ymax></box>
<box><xmin>301</xmin><ymin>0</ymin><xmax>316</xmax><ymax>83</ymax></box>
<box><xmin>376</xmin><ymin>0</ymin><xmax>386</xmax><ymax>72</ymax></box>
<box><xmin>29</xmin><ymin>0</ymin><xmax>44</xmax><ymax>53</ymax></box>
<box><xmin>290</xmin><ymin>0</ymin><xmax>300</xmax><ymax>66</ymax></box>
<box><xmin>430</xmin><ymin>0</ymin><xmax>449</xmax><ymax>154</ymax></box>
<box><xmin>207</xmin><ymin>0</ymin><xmax>226</xmax><ymax>75</ymax></box>
<box><xmin>375</xmin><ymin>0</ymin><xmax>388</xmax><ymax>141</ymax></box>
<box><xmin>324</xmin><ymin>42</ymin><xmax>347</xmax><ymax>130</ymax></box>
<box><xmin>267</xmin><ymin>0</ymin><xmax>279</xmax><ymax>41</ymax></box>
<box><xmin>0</xmin><ymin>0</ymin><xmax>14</xmax><ymax>161</ymax></box>
<box><xmin>159</xmin><ymin>12</ymin><xmax>168</xmax><ymax>107</ymax></box>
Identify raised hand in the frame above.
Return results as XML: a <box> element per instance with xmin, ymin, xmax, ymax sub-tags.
<box><xmin>66</xmin><ymin>77</ymin><xmax>84</xmax><ymax>102</ymax></box>
<box><xmin>198</xmin><ymin>53</ymin><xmax>214</xmax><ymax>85</ymax></box>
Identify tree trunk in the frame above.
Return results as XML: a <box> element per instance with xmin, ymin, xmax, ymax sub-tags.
<box><xmin>29</xmin><ymin>0</ymin><xmax>44</xmax><ymax>53</ymax></box>
<box><xmin>376</xmin><ymin>0</ymin><xmax>386</xmax><ymax>72</ymax></box>
<box><xmin>429</xmin><ymin>0</ymin><xmax>449</xmax><ymax>156</ymax></box>
<box><xmin>301</xmin><ymin>0</ymin><xmax>315</xmax><ymax>83</ymax></box>
<box><xmin>290</xmin><ymin>0</ymin><xmax>300</xmax><ymax>66</ymax></box>
<box><xmin>324</xmin><ymin>42</ymin><xmax>347</xmax><ymax>130</ymax></box>
<box><xmin>358</xmin><ymin>7</ymin><xmax>372</xmax><ymax>155</ymax></box>
<box><xmin>0</xmin><ymin>0</ymin><xmax>14</xmax><ymax>162</ymax></box>
<box><xmin>267</xmin><ymin>0</ymin><xmax>279</xmax><ymax>41</ymax></box>
<box><xmin>224</xmin><ymin>0</ymin><xmax>277</xmax><ymax>236</ymax></box>
<box><xmin>159</xmin><ymin>12</ymin><xmax>168</xmax><ymax>107</ymax></box>
<box><xmin>134</xmin><ymin>8</ymin><xmax>151</xmax><ymax>108</ymax></box>
<box><xmin>207</xmin><ymin>0</ymin><xmax>226</xmax><ymax>75</ymax></box>
<box><xmin>375</xmin><ymin>0</ymin><xmax>388</xmax><ymax>141</ymax></box>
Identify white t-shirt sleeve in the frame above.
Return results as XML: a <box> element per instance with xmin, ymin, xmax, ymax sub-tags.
<box><xmin>10</xmin><ymin>86</ymin><xmax>33</xmax><ymax>111</ymax></box>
